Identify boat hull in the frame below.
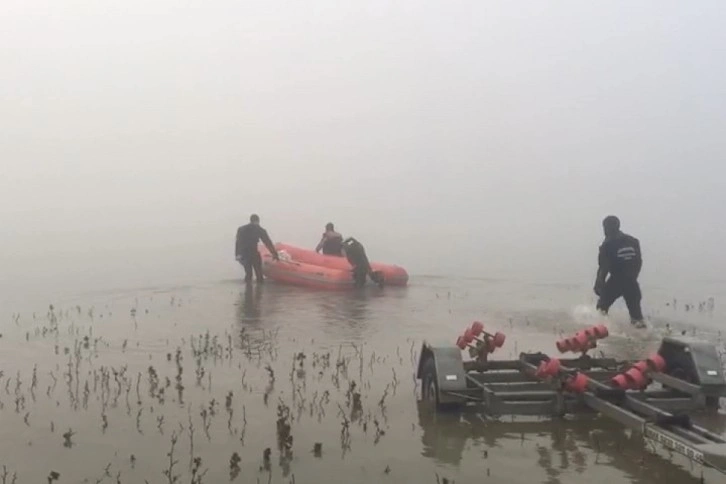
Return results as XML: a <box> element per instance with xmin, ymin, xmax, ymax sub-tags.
<box><xmin>260</xmin><ymin>243</ymin><xmax>408</xmax><ymax>289</ymax></box>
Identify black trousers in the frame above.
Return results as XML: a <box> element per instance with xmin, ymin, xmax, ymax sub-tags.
<box><xmin>352</xmin><ymin>266</ymin><xmax>368</xmax><ymax>287</ymax></box>
<box><xmin>596</xmin><ymin>277</ymin><xmax>643</xmax><ymax>321</ymax></box>
<box><xmin>240</xmin><ymin>251</ymin><xmax>263</xmax><ymax>282</ymax></box>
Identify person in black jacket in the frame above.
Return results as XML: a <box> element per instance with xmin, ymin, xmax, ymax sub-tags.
<box><xmin>315</xmin><ymin>223</ymin><xmax>344</xmax><ymax>256</ymax></box>
<box><xmin>235</xmin><ymin>214</ymin><xmax>279</xmax><ymax>283</ymax></box>
<box><xmin>342</xmin><ymin>237</ymin><xmax>384</xmax><ymax>288</ymax></box>
<box><xmin>594</xmin><ymin>215</ymin><xmax>645</xmax><ymax>328</ymax></box>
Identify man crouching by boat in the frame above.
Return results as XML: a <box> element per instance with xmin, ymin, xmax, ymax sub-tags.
<box><xmin>342</xmin><ymin>237</ymin><xmax>384</xmax><ymax>288</ymax></box>
<box><xmin>235</xmin><ymin>214</ymin><xmax>279</xmax><ymax>283</ymax></box>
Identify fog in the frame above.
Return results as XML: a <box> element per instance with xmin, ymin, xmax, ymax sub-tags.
<box><xmin>1</xmin><ymin>1</ymin><xmax>725</xmax><ymax>299</ymax></box>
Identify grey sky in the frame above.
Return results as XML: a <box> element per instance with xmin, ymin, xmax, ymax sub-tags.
<box><xmin>1</xmin><ymin>1</ymin><xmax>724</xmax><ymax>295</ymax></box>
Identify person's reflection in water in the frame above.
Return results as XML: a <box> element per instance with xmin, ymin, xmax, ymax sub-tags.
<box><xmin>341</xmin><ymin>290</ymin><xmax>370</xmax><ymax>324</ymax></box>
<box><xmin>233</xmin><ymin>283</ymin><xmax>268</xmax><ymax>353</ymax></box>
<box><xmin>236</xmin><ymin>283</ymin><xmax>263</xmax><ymax>326</ymax></box>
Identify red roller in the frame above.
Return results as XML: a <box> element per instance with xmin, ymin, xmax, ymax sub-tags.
<box><xmin>561</xmin><ymin>337</ymin><xmax>576</xmax><ymax>352</ymax></box>
<box><xmin>633</xmin><ymin>361</ymin><xmax>649</xmax><ymax>373</ymax></box>
<box><xmin>592</xmin><ymin>324</ymin><xmax>609</xmax><ymax>339</ymax></box>
<box><xmin>624</xmin><ymin>368</ymin><xmax>648</xmax><ymax>389</ymax></box>
<box><xmin>573</xmin><ymin>331</ymin><xmax>590</xmax><ymax>350</ymax></box>
<box><xmin>557</xmin><ymin>325</ymin><xmax>610</xmax><ymax>354</ymax></box>
<box><xmin>470</xmin><ymin>321</ymin><xmax>484</xmax><ymax>337</ymax></box>
<box><xmin>565</xmin><ymin>337</ymin><xmax>581</xmax><ymax>352</ymax></box>
<box><xmin>492</xmin><ymin>332</ymin><xmax>506</xmax><ymax>348</ymax></box>
<box><xmin>535</xmin><ymin>358</ymin><xmax>561</xmax><ymax>378</ymax></box>
<box><xmin>463</xmin><ymin>328</ymin><xmax>474</xmax><ymax>343</ymax></box>
<box><xmin>647</xmin><ymin>353</ymin><xmax>667</xmax><ymax>373</ymax></box>
<box><xmin>548</xmin><ymin>358</ymin><xmax>562</xmax><ymax>376</ymax></box>
<box><xmin>566</xmin><ymin>373</ymin><xmax>589</xmax><ymax>393</ymax></box>
<box><xmin>456</xmin><ymin>336</ymin><xmax>468</xmax><ymax>350</ymax></box>
<box><xmin>534</xmin><ymin>360</ymin><xmax>555</xmax><ymax>378</ymax></box>
<box><xmin>582</xmin><ymin>324</ymin><xmax>608</xmax><ymax>340</ymax></box>
<box><xmin>556</xmin><ymin>339</ymin><xmax>570</xmax><ymax>353</ymax></box>
<box><xmin>484</xmin><ymin>338</ymin><xmax>496</xmax><ymax>353</ymax></box>
<box><xmin>611</xmin><ymin>374</ymin><xmax>628</xmax><ymax>388</ymax></box>
<box><xmin>568</xmin><ymin>336</ymin><xmax>591</xmax><ymax>353</ymax></box>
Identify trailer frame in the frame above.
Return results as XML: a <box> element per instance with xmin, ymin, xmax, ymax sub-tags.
<box><xmin>416</xmin><ymin>334</ymin><xmax>726</xmax><ymax>473</ymax></box>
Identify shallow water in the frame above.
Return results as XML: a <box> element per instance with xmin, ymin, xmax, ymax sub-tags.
<box><xmin>0</xmin><ymin>276</ymin><xmax>724</xmax><ymax>483</ymax></box>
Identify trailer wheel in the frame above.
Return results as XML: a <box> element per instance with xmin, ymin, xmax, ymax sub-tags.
<box><xmin>420</xmin><ymin>358</ymin><xmax>462</xmax><ymax>412</ymax></box>
<box><xmin>705</xmin><ymin>395</ymin><xmax>720</xmax><ymax>410</ymax></box>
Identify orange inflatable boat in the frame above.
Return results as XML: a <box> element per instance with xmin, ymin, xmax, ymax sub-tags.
<box><xmin>260</xmin><ymin>243</ymin><xmax>408</xmax><ymax>290</ymax></box>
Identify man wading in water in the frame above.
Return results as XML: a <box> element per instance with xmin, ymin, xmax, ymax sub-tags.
<box><xmin>593</xmin><ymin>215</ymin><xmax>646</xmax><ymax>328</ymax></box>
<box><xmin>342</xmin><ymin>237</ymin><xmax>384</xmax><ymax>288</ymax></box>
<box><xmin>235</xmin><ymin>214</ymin><xmax>279</xmax><ymax>283</ymax></box>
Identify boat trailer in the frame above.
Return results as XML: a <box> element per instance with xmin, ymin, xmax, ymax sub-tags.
<box><xmin>416</xmin><ymin>321</ymin><xmax>726</xmax><ymax>473</ymax></box>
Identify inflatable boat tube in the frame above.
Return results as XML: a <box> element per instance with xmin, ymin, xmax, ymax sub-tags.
<box><xmin>260</xmin><ymin>243</ymin><xmax>408</xmax><ymax>289</ymax></box>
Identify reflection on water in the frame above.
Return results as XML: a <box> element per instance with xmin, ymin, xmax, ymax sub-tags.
<box><xmin>234</xmin><ymin>282</ymin><xmax>411</xmax><ymax>347</ymax></box>
<box><xmin>318</xmin><ymin>289</ymin><xmax>372</xmax><ymax>325</ymax></box>
<box><xmin>417</xmin><ymin>403</ymin><xmax>603</xmax><ymax>470</ymax></box>
<box><xmin>237</xmin><ymin>283</ymin><xmax>263</xmax><ymax>324</ymax></box>
<box><xmin>693</xmin><ymin>411</ymin><xmax>726</xmax><ymax>436</ymax></box>
<box><xmin>416</xmin><ymin>401</ymin><xmax>725</xmax><ymax>484</ymax></box>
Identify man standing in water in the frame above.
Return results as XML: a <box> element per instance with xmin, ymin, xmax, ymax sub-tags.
<box><xmin>315</xmin><ymin>222</ymin><xmax>344</xmax><ymax>256</ymax></box>
<box><xmin>342</xmin><ymin>237</ymin><xmax>384</xmax><ymax>288</ymax></box>
<box><xmin>594</xmin><ymin>215</ymin><xmax>645</xmax><ymax>328</ymax></box>
<box><xmin>235</xmin><ymin>214</ymin><xmax>279</xmax><ymax>283</ymax></box>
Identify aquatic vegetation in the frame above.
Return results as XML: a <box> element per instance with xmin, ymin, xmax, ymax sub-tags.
<box><xmin>228</xmin><ymin>452</ymin><xmax>241</xmax><ymax>481</ymax></box>
<box><xmin>191</xmin><ymin>456</ymin><xmax>207</xmax><ymax>484</ymax></box>
<box><xmin>62</xmin><ymin>429</ymin><xmax>75</xmax><ymax>448</ymax></box>
<box><xmin>1</xmin><ymin>465</ymin><xmax>18</xmax><ymax>484</ymax></box>
<box><xmin>0</xmin><ymin>288</ymin><xmax>718</xmax><ymax>484</ymax></box>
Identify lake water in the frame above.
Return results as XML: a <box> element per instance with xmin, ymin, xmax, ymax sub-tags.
<box><xmin>0</xmin><ymin>273</ymin><xmax>724</xmax><ymax>483</ymax></box>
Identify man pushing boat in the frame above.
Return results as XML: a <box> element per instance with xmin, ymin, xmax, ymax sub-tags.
<box><xmin>235</xmin><ymin>214</ymin><xmax>279</xmax><ymax>283</ymax></box>
<box><xmin>342</xmin><ymin>237</ymin><xmax>384</xmax><ymax>288</ymax></box>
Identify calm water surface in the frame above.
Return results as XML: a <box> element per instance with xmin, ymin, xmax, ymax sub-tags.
<box><xmin>0</xmin><ymin>275</ymin><xmax>724</xmax><ymax>483</ymax></box>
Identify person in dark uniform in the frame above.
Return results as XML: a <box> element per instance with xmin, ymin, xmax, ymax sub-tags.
<box><xmin>342</xmin><ymin>237</ymin><xmax>384</xmax><ymax>288</ymax></box>
<box><xmin>594</xmin><ymin>215</ymin><xmax>645</xmax><ymax>328</ymax></box>
<box><xmin>235</xmin><ymin>214</ymin><xmax>279</xmax><ymax>283</ymax></box>
<box><xmin>315</xmin><ymin>223</ymin><xmax>344</xmax><ymax>256</ymax></box>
